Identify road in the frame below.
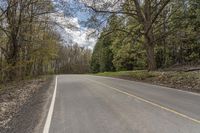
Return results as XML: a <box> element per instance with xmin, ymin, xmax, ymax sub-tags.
<box><xmin>44</xmin><ymin>75</ymin><xmax>200</xmax><ymax>133</ymax></box>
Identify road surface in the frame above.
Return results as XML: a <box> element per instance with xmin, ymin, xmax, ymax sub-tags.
<box><xmin>44</xmin><ymin>75</ymin><xmax>200</xmax><ymax>133</ymax></box>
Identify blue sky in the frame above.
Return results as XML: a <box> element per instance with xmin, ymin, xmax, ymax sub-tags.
<box><xmin>52</xmin><ymin>0</ymin><xmax>97</xmax><ymax>49</ymax></box>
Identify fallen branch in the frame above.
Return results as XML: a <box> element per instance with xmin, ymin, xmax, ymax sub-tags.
<box><xmin>184</xmin><ymin>68</ymin><xmax>200</xmax><ymax>72</ymax></box>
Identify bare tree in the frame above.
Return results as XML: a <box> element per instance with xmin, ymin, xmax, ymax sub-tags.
<box><xmin>0</xmin><ymin>0</ymin><xmax>57</xmax><ymax>81</ymax></box>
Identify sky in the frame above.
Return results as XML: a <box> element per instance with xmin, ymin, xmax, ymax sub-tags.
<box><xmin>52</xmin><ymin>0</ymin><xmax>98</xmax><ymax>49</ymax></box>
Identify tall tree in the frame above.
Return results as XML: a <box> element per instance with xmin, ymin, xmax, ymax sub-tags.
<box><xmin>91</xmin><ymin>34</ymin><xmax>115</xmax><ymax>73</ymax></box>
<box><xmin>83</xmin><ymin>0</ymin><xmax>174</xmax><ymax>70</ymax></box>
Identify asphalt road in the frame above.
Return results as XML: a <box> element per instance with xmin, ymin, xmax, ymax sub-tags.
<box><xmin>45</xmin><ymin>75</ymin><xmax>200</xmax><ymax>133</ymax></box>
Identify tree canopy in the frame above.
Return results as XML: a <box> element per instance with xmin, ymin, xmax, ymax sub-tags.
<box><xmin>90</xmin><ymin>0</ymin><xmax>200</xmax><ymax>73</ymax></box>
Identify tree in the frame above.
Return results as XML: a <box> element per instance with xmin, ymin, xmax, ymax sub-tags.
<box><xmin>0</xmin><ymin>0</ymin><xmax>60</xmax><ymax>82</ymax></box>
<box><xmin>55</xmin><ymin>44</ymin><xmax>92</xmax><ymax>74</ymax></box>
<box><xmin>90</xmin><ymin>33</ymin><xmax>115</xmax><ymax>73</ymax></box>
<box><xmin>155</xmin><ymin>0</ymin><xmax>200</xmax><ymax>66</ymax></box>
<box><xmin>90</xmin><ymin>0</ymin><xmax>200</xmax><ymax>72</ymax></box>
<box><xmin>83</xmin><ymin>0</ymin><xmax>174</xmax><ymax>70</ymax></box>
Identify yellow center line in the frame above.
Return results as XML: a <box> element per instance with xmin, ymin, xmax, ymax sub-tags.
<box><xmin>86</xmin><ymin>78</ymin><xmax>200</xmax><ymax>124</ymax></box>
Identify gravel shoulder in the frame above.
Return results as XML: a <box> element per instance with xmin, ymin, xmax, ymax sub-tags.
<box><xmin>0</xmin><ymin>76</ymin><xmax>55</xmax><ymax>133</ymax></box>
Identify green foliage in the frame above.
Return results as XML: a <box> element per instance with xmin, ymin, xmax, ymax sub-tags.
<box><xmin>112</xmin><ymin>42</ymin><xmax>146</xmax><ymax>71</ymax></box>
<box><xmin>90</xmin><ymin>35</ymin><xmax>115</xmax><ymax>73</ymax></box>
<box><xmin>155</xmin><ymin>0</ymin><xmax>200</xmax><ymax>66</ymax></box>
<box><xmin>0</xmin><ymin>0</ymin><xmax>92</xmax><ymax>82</ymax></box>
<box><xmin>95</xmin><ymin>70</ymin><xmax>158</xmax><ymax>80</ymax></box>
<box><xmin>91</xmin><ymin>0</ymin><xmax>200</xmax><ymax>73</ymax></box>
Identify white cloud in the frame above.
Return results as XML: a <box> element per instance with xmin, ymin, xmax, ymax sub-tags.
<box><xmin>51</xmin><ymin>12</ymin><xmax>97</xmax><ymax>49</ymax></box>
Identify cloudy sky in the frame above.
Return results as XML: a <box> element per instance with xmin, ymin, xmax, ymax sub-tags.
<box><xmin>52</xmin><ymin>0</ymin><xmax>98</xmax><ymax>49</ymax></box>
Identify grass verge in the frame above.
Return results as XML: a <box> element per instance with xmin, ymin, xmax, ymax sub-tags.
<box><xmin>95</xmin><ymin>70</ymin><xmax>200</xmax><ymax>93</ymax></box>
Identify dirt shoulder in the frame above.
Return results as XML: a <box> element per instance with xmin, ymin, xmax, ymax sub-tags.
<box><xmin>0</xmin><ymin>76</ymin><xmax>54</xmax><ymax>133</ymax></box>
<box><xmin>96</xmin><ymin>70</ymin><xmax>200</xmax><ymax>93</ymax></box>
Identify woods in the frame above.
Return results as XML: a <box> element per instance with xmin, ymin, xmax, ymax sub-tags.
<box><xmin>89</xmin><ymin>0</ymin><xmax>200</xmax><ymax>73</ymax></box>
<box><xmin>0</xmin><ymin>0</ymin><xmax>55</xmax><ymax>81</ymax></box>
<box><xmin>55</xmin><ymin>44</ymin><xmax>91</xmax><ymax>74</ymax></box>
<box><xmin>0</xmin><ymin>0</ymin><xmax>199</xmax><ymax>80</ymax></box>
<box><xmin>0</xmin><ymin>0</ymin><xmax>91</xmax><ymax>83</ymax></box>
<box><xmin>1</xmin><ymin>1</ymin><xmax>200</xmax><ymax>132</ymax></box>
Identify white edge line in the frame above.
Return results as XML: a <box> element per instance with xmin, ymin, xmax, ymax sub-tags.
<box><xmin>43</xmin><ymin>76</ymin><xmax>58</xmax><ymax>133</ymax></box>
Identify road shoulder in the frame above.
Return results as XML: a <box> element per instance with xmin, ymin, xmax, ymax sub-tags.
<box><xmin>0</xmin><ymin>76</ymin><xmax>55</xmax><ymax>133</ymax></box>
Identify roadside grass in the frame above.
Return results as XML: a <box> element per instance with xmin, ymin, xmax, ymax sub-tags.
<box><xmin>95</xmin><ymin>70</ymin><xmax>159</xmax><ymax>80</ymax></box>
<box><xmin>95</xmin><ymin>70</ymin><xmax>200</xmax><ymax>92</ymax></box>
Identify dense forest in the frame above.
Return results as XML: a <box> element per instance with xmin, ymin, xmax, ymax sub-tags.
<box><xmin>0</xmin><ymin>0</ymin><xmax>91</xmax><ymax>83</ymax></box>
<box><xmin>0</xmin><ymin>0</ymin><xmax>199</xmax><ymax>82</ymax></box>
<box><xmin>90</xmin><ymin>0</ymin><xmax>200</xmax><ymax>73</ymax></box>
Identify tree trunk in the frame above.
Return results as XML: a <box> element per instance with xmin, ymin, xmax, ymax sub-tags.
<box><xmin>0</xmin><ymin>49</ymin><xmax>3</xmax><ymax>82</ymax></box>
<box><xmin>6</xmin><ymin>36</ymin><xmax>19</xmax><ymax>80</ymax></box>
<box><xmin>143</xmin><ymin>0</ymin><xmax>156</xmax><ymax>71</ymax></box>
<box><xmin>144</xmin><ymin>34</ymin><xmax>156</xmax><ymax>71</ymax></box>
